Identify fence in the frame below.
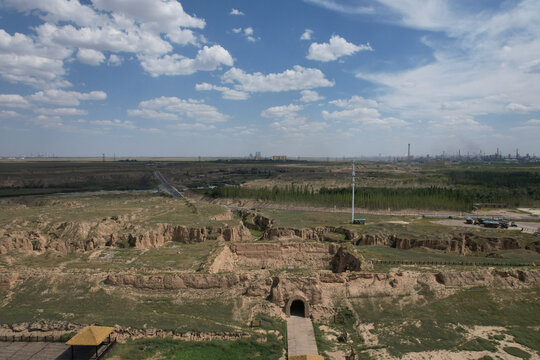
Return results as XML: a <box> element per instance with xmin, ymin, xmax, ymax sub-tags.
<box><xmin>97</xmin><ymin>339</ymin><xmax>117</xmax><ymax>360</ymax></box>
<box><xmin>371</xmin><ymin>259</ymin><xmax>533</xmax><ymax>267</ymax></box>
<box><xmin>1</xmin><ymin>334</ymin><xmax>73</xmax><ymax>342</ymax></box>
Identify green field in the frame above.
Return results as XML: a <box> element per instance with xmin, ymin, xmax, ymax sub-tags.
<box><xmin>109</xmin><ymin>336</ymin><xmax>284</xmax><ymax>360</ymax></box>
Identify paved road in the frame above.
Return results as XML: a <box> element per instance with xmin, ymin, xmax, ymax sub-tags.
<box><xmin>154</xmin><ymin>171</ymin><xmax>184</xmax><ymax>199</ymax></box>
<box><xmin>287</xmin><ymin>316</ymin><xmax>319</xmax><ymax>357</ymax></box>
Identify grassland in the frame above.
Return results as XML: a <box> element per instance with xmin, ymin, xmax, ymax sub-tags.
<box><xmin>108</xmin><ymin>336</ymin><xmax>284</xmax><ymax>360</ymax></box>
<box><xmin>0</xmin><ymin>192</ymin><xmax>237</xmax><ymax>229</ymax></box>
<box><xmin>316</xmin><ymin>286</ymin><xmax>540</xmax><ymax>358</ymax></box>
<box><xmin>0</xmin><ymin>276</ymin><xmax>245</xmax><ymax>333</ymax></box>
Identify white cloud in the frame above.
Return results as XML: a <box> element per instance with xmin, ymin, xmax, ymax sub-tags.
<box><xmin>29</xmin><ymin>89</ymin><xmax>107</xmax><ymax>106</ymax></box>
<box><xmin>270</xmin><ymin>116</ymin><xmax>328</xmax><ymax>134</ymax></box>
<box><xmin>35</xmin><ymin>107</ymin><xmax>87</xmax><ymax>116</ymax></box>
<box><xmin>230</xmin><ymin>8</ymin><xmax>244</xmax><ymax>16</ymax></box>
<box><xmin>329</xmin><ymin>95</ymin><xmax>378</xmax><ymax>109</ymax></box>
<box><xmin>300</xmin><ymin>90</ymin><xmax>324</xmax><ymax>102</ymax></box>
<box><xmin>36</xmin><ymin>23</ymin><xmax>173</xmax><ymax>56</ymax></box>
<box><xmin>261</xmin><ymin>104</ymin><xmax>303</xmax><ymax>118</ymax></box>
<box><xmin>303</xmin><ymin>0</ymin><xmax>375</xmax><ymax>15</ymax></box>
<box><xmin>76</xmin><ymin>48</ymin><xmax>105</xmax><ymax>66</ymax></box>
<box><xmin>524</xmin><ymin>119</ymin><xmax>540</xmax><ymax>125</ymax></box>
<box><xmin>92</xmin><ymin>0</ymin><xmax>205</xmax><ymax>45</ymax></box>
<box><xmin>195</xmin><ymin>83</ymin><xmax>249</xmax><ymax>100</ymax></box>
<box><xmin>231</xmin><ymin>27</ymin><xmax>259</xmax><ymax>42</ymax></box>
<box><xmin>32</xmin><ymin>114</ymin><xmax>64</xmax><ymax>128</ymax></box>
<box><xmin>107</xmin><ymin>54</ymin><xmax>122</xmax><ymax>66</ymax></box>
<box><xmin>169</xmin><ymin>123</ymin><xmax>216</xmax><ymax>131</ymax></box>
<box><xmin>90</xmin><ymin>119</ymin><xmax>136</xmax><ymax>129</ymax></box>
<box><xmin>139</xmin><ymin>45</ymin><xmax>233</xmax><ymax>76</ymax></box>
<box><xmin>0</xmin><ymin>110</ymin><xmax>21</xmax><ymax>119</ymax></box>
<box><xmin>355</xmin><ymin>0</ymin><xmax>540</xmax><ymax>130</ymax></box>
<box><xmin>3</xmin><ymin>0</ymin><xmax>103</xmax><ymax>27</ymax></box>
<box><xmin>300</xmin><ymin>29</ymin><xmax>313</xmax><ymax>41</ymax></box>
<box><xmin>307</xmin><ymin>35</ymin><xmax>372</xmax><ymax>62</ymax></box>
<box><xmin>506</xmin><ymin>103</ymin><xmax>539</xmax><ymax>113</ymax></box>
<box><xmin>222</xmin><ymin>126</ymin><xmax>257</xmax><ymax>136</ymax></box>
<box><xmin>222</xmin><ymin>65</ymin><xmax>334</xmax><ymax>93</ymax></box>
<box><xmin>323</xmin><ymin>95</ymin><xmax>407</xmax><ymax>127</ymax></box>
<box><xmin>129</xmin><ymin>96</ymin><xmax>228</xmax><ymax>123</ymax></box>
<box><xmin>323</xmin><ymin>107</ymin><xmax>380</xmax><ymax>122</ymax></box>
<box><xmin>261</xmin><ymin>103</ymin><xmax>328</xmax><ymax>134</ymax></box>
<box><xmin>0</xmin><ymin>29</ymin><xmax>70</xmax><ymax>88</ymax></box>
<box><xmin>2</xmin><ymin>0</ymin><xmax>232</xmax><ymax>88</ymax></box>
<box><xmin>127</xmin><ymin>108</ymin><xmax>179</xmax><ymax>121</ymax></box>
<box><xmin>428</xmin><ymin>116</ymin><xmax>492</xmax><ymax>133</ymax></box>
<box><xmin>0</xmin><ymin>94</ymin><xmax>30</xmax><ymax>108</ymax></box>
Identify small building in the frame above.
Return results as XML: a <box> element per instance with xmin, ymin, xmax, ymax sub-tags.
<box><xmin>272</xmin><ymin>155</ymin><xmax>287</xmax><ymax>161</ymax></box>
<box><xmin>353</xmin><ymin>218</ymin><xmax>366</xmax><ymax>225</ymax></box>
<box><xmin>66</xmin><ymin>326</ymin><xmax>115</xmax><ymax>359</ymax></box>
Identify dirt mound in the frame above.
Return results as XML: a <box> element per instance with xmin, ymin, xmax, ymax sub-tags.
<box><xmin>231</xmin><ymin>242</ymin><xmax>339</xmax><ymax>270</ymax></box>
<box><xmin>435</xmin><ymin>269</ymin><xmax>540</xmax><ymax>287</ymax></box>
<box><xmin>331</xmin><ymin>247</ymin><xmax>365</xmax><ymax>273</ymax></box>
<box><xmin>269</xmin><ymin>276</ymin><xmax>323</xmax><ymax>308</ymax></box>
<box><xmin>208</xmin><ymin>243</ymin><xmax>367</xmax><ymax>273</ymax></box>
<box><xmin>263</xmin><ymin>226</ymin><xmax>353</xmax><ymax>242</ymax></box>
<box><xmin>104</xmin><ymin>273</ymin><xmax>252</xmax><ymax>290</ymax></box>
<box><xmin>237</xmin><ymin>210</ymin><xmax>274</xmax><ymax>231</ymax></box>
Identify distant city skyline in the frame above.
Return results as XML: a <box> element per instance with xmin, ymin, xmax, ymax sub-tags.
<box><xmin>1</xmin><ymin>0</ymin><xmax>539</xmax><ymax>157</ymax></box>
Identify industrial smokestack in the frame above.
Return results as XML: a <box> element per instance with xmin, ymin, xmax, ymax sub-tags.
<box><xmin>407</xmin><ymin>143</ymin><xmax>411</xmax><ymax>161</ymax></box>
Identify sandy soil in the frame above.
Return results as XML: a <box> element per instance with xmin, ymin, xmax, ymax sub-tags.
<box><xmin>518</xmin><ymin>208</ymin><xmax>540</xmax><ymax>216</ymax></box>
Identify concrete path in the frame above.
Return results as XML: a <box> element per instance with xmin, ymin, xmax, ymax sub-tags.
<box><xmin>287</xmin><ymin>316</ymin><xmax>319</xmax><ymax>357</ymax></box>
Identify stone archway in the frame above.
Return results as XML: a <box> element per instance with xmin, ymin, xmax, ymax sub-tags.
<box><xmin>285</xmin><ymin>295</ymin><xmax>310</xmax><ymax>317</ymax></box>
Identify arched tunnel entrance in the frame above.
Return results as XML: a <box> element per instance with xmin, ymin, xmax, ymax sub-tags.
<box><xmin>286</xmin><ymin>296</ymin><xmax>310</xmax><ymax>317</ymax></box>
<box><xmin>290</xmin><ymin>300</ymin><xmax>305</xmax><ymax>317</ymax></box>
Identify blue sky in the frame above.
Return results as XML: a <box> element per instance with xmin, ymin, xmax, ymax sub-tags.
<box><xmin>1</xmin><ymin>0</ymin><xmax>539</xmax><ymax>157</ymax></box>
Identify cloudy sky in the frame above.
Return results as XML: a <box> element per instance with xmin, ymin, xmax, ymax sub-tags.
<box><xmin>1</xmin><ymin>0</ymin><xmax>539</xmax><ymax>157</ymax></box>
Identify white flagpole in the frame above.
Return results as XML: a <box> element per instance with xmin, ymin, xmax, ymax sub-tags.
<box><xmin>352</xmin><ymin>160</ymin><xmax>355</xmax><ymax>223</ymax></box>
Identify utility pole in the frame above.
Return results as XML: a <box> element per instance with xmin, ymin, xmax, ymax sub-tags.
<box><xmin>351</xmin><ymin>160</ymin><xmax>355</xmax><ymax>223</ymax></box>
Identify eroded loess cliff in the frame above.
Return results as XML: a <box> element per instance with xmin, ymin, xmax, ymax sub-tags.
<box><xmin>0</xmin><ymin>216</ymin><xmax>252</xmax><ymax>255</ymax></box>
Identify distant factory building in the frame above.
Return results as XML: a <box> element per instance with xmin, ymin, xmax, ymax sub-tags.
<box><xmin>272</xmin><ymin>155</ymin><xmax>287</xmax><ymax>161</ymax></box>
